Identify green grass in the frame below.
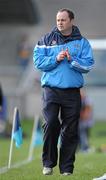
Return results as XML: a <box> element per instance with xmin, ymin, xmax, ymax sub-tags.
<box><xmin>1</xmin><ymin>120</ymin><xmax>106</xmax><ymax>180</ymax></box>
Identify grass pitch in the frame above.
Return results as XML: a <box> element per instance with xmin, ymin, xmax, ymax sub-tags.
<box><xmin>0</xmin><ymin>120</ymin><xmax>106</xmax><ymax>180</ymax></box>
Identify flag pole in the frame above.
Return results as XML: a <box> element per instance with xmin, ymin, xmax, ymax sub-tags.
<box><xmin>28</xmin><ymin>115</ymin><xmax>39</xmax><ymax>161</ymax></box>
<box><xmin>8</xmin><ymin>107</ymin><xmax>17</xmax><ymax>169</ymax></box>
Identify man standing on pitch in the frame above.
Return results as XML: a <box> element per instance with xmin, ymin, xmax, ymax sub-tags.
<box><xmin>33</xmin><ymin>8</ymin><xmax>94</xmax><ymax>175</ymax></box>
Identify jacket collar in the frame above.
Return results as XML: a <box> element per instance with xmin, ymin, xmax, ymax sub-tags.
<box><xmin>53</xmin><ymin>25</ymin><xmax>82</xmax><ymax>41</ymax></box>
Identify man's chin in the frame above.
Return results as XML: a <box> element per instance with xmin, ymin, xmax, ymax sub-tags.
<box><xmin>58</xmin><ymin>28</ymin><xmax>64</xmax><ymax>33</ymax></box>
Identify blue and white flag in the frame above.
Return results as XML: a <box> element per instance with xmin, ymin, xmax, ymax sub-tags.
<box><xmin>12</xmin><ymin>108</ymin><xmax>23</xmax><ymax>148</ymax></box>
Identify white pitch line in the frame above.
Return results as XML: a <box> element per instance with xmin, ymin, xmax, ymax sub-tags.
<box><xmin>11</xmin><ymin>158</ymin><xmax>33</xmax><ymax>168</ymax></box>
<box><xmin>0</xmin><ymin>166</ymin><xmax>8</xmax><ymax>174</ymax></box>
<box><xmin>0</xmin><ymin>158</ymin><xmax>34</xmax><ymax>174</ymax></box>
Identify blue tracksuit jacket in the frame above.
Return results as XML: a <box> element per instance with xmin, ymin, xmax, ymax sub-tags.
<box><xmin>33</xmin><ymin>26</ymin><xmax>94</xmax><ymax>88</ymax></box>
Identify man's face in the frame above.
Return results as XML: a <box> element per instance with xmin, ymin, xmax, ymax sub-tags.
<box><xmin>56</xmin><ymin>11</ymin><xmax>73</xmax><ymax>35</ymax></box>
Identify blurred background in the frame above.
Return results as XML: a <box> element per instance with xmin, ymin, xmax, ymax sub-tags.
<box><xmin>0</xmin><ymin>0</ymin><xmax>106</xmax><ymax>124</ymax></box>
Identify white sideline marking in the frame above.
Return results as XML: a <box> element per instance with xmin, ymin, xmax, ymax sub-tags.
<box><xmin>0</xmin><ymin>166</ymin><xmax>8</xmax><ymax>174</ymax></box>
<box><xmin>0</xmin><ymin>158</ymin><xmax>33</xmax><ymax>174</ymax></box>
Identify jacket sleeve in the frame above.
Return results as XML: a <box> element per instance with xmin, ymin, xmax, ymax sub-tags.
<box><xmin>70</xmin><ymin>39</ymin><xmax>94</xmax><ymax>73</ymax></box>
<box><xmin>33</xmin><ymin>37</ymin><xmax>59</xmax><ymax>72</ymax></box>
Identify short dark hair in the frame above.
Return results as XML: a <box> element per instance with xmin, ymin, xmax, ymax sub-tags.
<box><xmin>57</xmin><ymin>8</ymin><xmax>74</xmax><ymax>20</ymax></box>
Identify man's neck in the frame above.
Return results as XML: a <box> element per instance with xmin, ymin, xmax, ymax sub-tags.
<box><xmin>61</xmin><ymin>29</ymin><xmax>72</xmax><ymax>37</ymax></box>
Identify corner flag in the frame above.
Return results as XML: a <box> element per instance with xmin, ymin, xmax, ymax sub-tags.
<box><xmin>12</xmin><ymin>108</ymin><xmax>23</xmax><ymax>148</ymax></box>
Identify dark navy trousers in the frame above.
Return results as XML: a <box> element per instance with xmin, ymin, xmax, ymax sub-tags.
<box><xmin>42</xmin><ymin>86</ymin><xmax>81</xmax><ymax>173</ymax></box>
